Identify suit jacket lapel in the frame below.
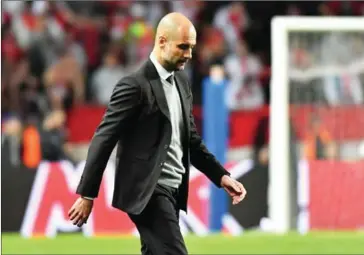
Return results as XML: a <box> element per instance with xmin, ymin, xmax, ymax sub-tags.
<box><xmin>146</xmin><ymin>60</ymin><xmax>171</xmax><ymax>122</ymax></box>
<box><xmin>145</xmin><ymin>59</ymin><xmax>190</xmax><ymax>139</ymax></box>
<box><xmin>150</xmin><ymin>79</ymin><xmax>171</xmax><ymax>122</ymax></box>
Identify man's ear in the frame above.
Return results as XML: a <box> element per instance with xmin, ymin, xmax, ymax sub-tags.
<box><xmin>159</xmin><ymin>36</ymin><xmax>167</xmax><ymax>49</ymax></box>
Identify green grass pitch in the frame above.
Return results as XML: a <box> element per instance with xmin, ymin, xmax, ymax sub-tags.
<box><xmin>2</xmin><ymin>231</ymin><xmax>364</xmax><ymax>254</ymax></box>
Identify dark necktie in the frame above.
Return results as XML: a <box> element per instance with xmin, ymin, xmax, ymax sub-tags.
<box><xmin>166</xmin><ymin>74</ymin><xmax>174</xmax><ymax>84</ymax></box>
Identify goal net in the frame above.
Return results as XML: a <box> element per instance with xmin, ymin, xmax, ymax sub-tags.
<box><xmin>270</xmin><ymin>17</ymin><xmax>364</xmax><ymax>233</ymax></box>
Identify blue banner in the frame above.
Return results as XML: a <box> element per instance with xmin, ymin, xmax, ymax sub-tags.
<box><xmin>202</xmin><ymin>74</ymin><xmax>229</xmax><ymax>232</ymax></box>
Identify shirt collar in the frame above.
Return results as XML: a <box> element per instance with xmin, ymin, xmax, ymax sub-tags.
<box><xmin>149</xmin><ymin>53</ymin><xmax>174</xmax><ymax>81</ymax></box>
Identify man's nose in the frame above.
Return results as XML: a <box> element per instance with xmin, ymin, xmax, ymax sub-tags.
<box><xmin>184</xmin><ymin>49</ymin><xmax>192</xmax><ymax>59</ymax></box>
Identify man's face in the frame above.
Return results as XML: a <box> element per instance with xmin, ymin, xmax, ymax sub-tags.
<box><xmin>159</xmin><ymin>27</ymin><xmax>196</xmax><ymax>71</ymax></box>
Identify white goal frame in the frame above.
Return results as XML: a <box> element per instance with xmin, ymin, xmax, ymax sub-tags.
<box><xmin>270</xmin><ymin>17</ymin><xmax>364</xmax><ymax>233</ymax></box>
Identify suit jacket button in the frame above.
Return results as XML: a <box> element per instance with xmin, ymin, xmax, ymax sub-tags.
<box><xmin>160</xmin><ymin>162</ymin><xmax>164</xmax><ymax>167</ymax></box>
<box><xmin>164</xmin><ymin>144</ymin><xmax>168</xmax><ymax>149</ymax></box>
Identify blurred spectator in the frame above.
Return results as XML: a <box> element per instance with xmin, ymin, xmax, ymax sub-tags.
<box><xmin>289</xmin><ymin>36</ymin><xmax>312</xmax><ymax>70</ymax></box>
<box><xmin>319</xmin><ymin>32</ymin><xmax>364</xmax><ymax>105</ymax></box>
<box><xmin>323</xmin><ymin>73</ymin><xmax>364</xmax><ymax>106</ymax></box>
<box><xmin>39</xmin><ymin>110</ymin><xmax>71</xmax><ymax>162</ymax></box>
<box><xmin>19</xmin><ymin>65</ymin><xmax>48</xmax><ymax>121</ymax></box>
<box><xmin>2</xmin><ymin>117</ymin><xmax>23</xmax><ymax>167</ymax></box>
<box><xmin>303</xmin><ymin>115</ymin><xmax>336</xmax><ymax>160</ymax></box>
<box><xmin>4</xmin><ymin>58</ymin><xmax>29</xmax><ymax>115</ymax></box>
<box><xmin>64</xmin><ymin>29</ymin><xmax>88</xmax><ymax>72</ymax></box>
<box><xmin>213</xmin><ymin>2</ymin><xmax>250</xmax><ymax>52</ymax></box>
<box><xmin>59</xmin><ymin>0</ymin><xmax>107</xmax><ymax>70</ymax></box>
<box><xmin>22</xmin><ymin>117</ymin><xmax>42</xmax><ymax>169</ymax></box>
<box><xmin>320</xmin><ymin>32</ymin><xmax>353</xmax><ymax>66</ymax></box>
<box><xmin>3</xmin><ymin>1</ymin><xmax>26</xmax><ymax>17</ymax></box>
<box><xmin>224</xmin><ymin>39</ymin><xmax>264</xmax><ymax>110</ymax></box>
<box><xmin>124</xmin><ymin>2</ymin><xmax>154</xmax><ymax>66</ymax></box>
<box><xmin>2</xmin><ymin>117</ymin><xmax>22</xmax><ymax>137</ymax></box>
<box><xmin>11</xmin><ymin>1</ymin><xmax>65</xmax><ymax>52</ymax></box>
<box><xmin>109</xmin><ymin>6</ymin><xmax>132</xmax><ymax>42</ymax></box>
<box><xmin>91</xmin><ymin>49</ymin><xmax>130</xmax><ymax>105</ymax></box>
<box><xmin>43</xmin><ymin>50</ymin><xmax>85</xmax><ymax>111</ymax></box>
<box><xmin>198</xmin><ymin>26</ymin><xmax>226</xmax><ymax>68</ymax></box>
<box><xmin>190</xmin><ymin>25</ymin><xmax>226</xmax><ymax>99</ymax></box>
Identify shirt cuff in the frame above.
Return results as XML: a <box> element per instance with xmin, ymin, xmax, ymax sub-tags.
<box><xmin>82</xmin><ymin>196</ymin><xmax>95</xmax><ymax>200</ymax></box>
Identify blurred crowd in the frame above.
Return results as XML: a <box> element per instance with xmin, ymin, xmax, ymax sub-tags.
<box><xmin>2</xmin><ymin>1</ymin><xmax>364</xmax><ymax>166</ymax></box>
<box><xmin>289</xmin><ymin>31</ymin><xmax>364</xmax><ymax>105</ymax></box>
<box><xmin>1</xmin><ymin>0</ymin><xmax>268</xmax><ymax>120</ymax></box>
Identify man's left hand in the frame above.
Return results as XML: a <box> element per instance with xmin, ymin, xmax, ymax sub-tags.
<box><xmin>221</xmin><ymin>175</ymin><xmax>247</xmax><ymax>205</ymax></box>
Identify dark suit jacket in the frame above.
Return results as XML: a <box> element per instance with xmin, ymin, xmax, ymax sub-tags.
<box><xmin>76</xmin><ymin>59</ymin><xmax>230</xmax><ymax>214</ymax></box>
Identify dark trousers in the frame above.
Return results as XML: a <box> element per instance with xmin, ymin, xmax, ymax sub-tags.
<box><xmin>128</xmin><ymin>184</ymin><xmax>188</xmax><ymax>255</ymax></box>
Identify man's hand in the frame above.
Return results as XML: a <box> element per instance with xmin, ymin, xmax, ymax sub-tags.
<box><xmin>221</xmin><ymin>175</ymin><xmax>247</xmax><ymax>205</ymax></box>
<box><xmin>68</xmin><ymin>197</ymin><xmax>93</xmax><ymax>227</ymax></box>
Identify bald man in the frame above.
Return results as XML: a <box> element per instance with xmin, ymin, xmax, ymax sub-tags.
<box><xmin>69</xmin><ymin>12</ymin><xmax>246</xmax><ymax>254</ymax></box>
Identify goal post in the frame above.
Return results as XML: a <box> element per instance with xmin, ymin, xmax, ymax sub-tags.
<box><xmin>270</xmin><ymin>17</ymin><xmax>364</xmax><ymax>233</ymax></box>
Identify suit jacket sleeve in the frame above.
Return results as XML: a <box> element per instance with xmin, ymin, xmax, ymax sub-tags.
<box><xmin>188</xmin><ymin>91</ymin><xmax>230</xmax><ymax>188</ymax></box>
<box><xmin>76</xmin><ymin>77</ymin><xmax>141</xmax><ymax>198</ymax></box>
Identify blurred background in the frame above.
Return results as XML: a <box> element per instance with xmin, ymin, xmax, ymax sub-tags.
<box><xmin>2</xmin><ymin>0</ymin><xmax>364</xmax><ymax>254</ymax></box>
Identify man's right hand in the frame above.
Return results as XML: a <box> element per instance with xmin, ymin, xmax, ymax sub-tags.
<box><xmin>68</xmin><ymin>197</ymin><xmax>93</xmax><ymax>227</ymax></box>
